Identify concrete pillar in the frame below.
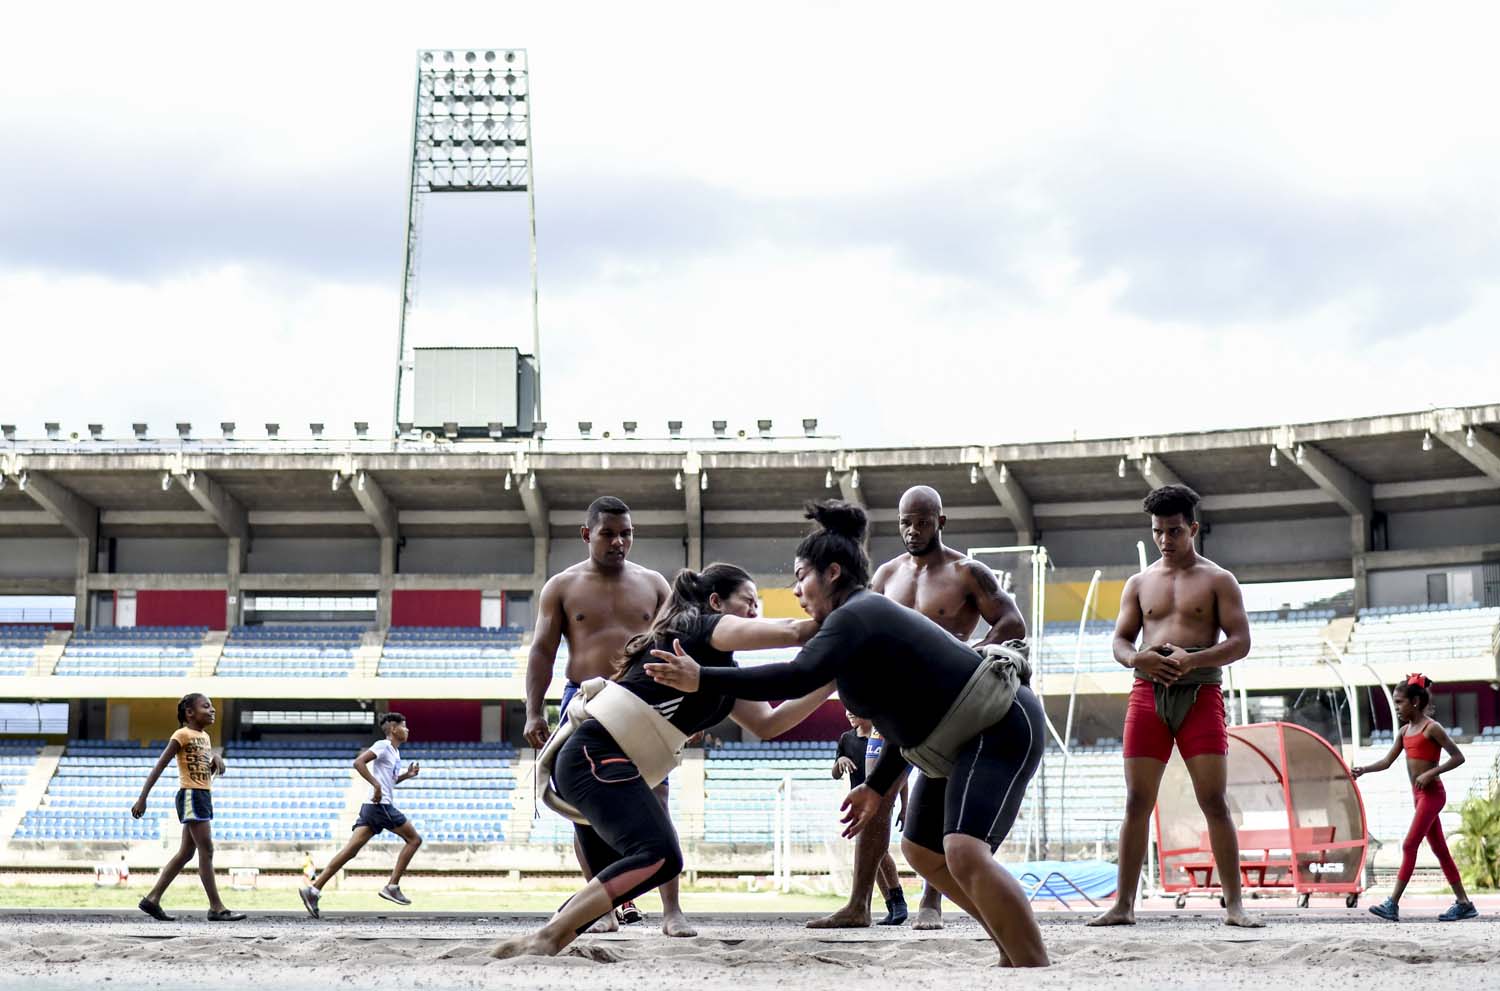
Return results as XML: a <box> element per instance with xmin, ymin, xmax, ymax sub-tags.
<box><xmin>1010</xmin><ymin>531</ymin><xmax>1037</xmax><ymax>637</ymax></box>
<box><xmin>377</xmin><ymin>537</ymin><xmax>396</xmax><ymax>630</ymax></box>
<box><xmin>73</xmin><ymin>537</ymin><xmax>95</xmax><ymax>629</ymax></box>
<box><xmin>226</xmin><ymin>537</ymin><xmax>245</xmax><ymax>631</ymax></box>
<box><xmin>1351</xmin><ymin>516</ymin><xmax>1370</xmax><ymax>613</ymax></box>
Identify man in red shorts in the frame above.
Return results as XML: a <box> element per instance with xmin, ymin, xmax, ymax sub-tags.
<box><xmin>1089</xmin><ymin>484</ymin><xmax>1260</xmax><ymax>928</ymax></box>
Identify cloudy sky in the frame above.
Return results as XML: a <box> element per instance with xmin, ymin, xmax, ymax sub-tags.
<box><xmin>3</xmin><ymin>2</ymin><xmax>1497</xmax><ymax>447</ymax></box>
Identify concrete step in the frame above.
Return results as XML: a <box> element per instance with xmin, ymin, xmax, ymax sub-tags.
<box><xmin>0</xmin><ymin>746</ymin><xmax>63</xmax><ymax>845</ymax></box>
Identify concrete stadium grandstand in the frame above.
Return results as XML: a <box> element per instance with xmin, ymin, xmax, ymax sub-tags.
<box><xmin>0</xmin><ymin>403</ymin><xmax>1497</xmax><ymax>883</ymax></box>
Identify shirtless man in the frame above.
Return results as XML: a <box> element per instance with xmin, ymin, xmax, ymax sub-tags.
<box><xmin>809</xmin><ymin>484</ymin><xmax>1026</xmax><ymax>930</ymax></box>
<box><xmin>1088</xmin><ymin>484</ymin><xmax>1260</xmax><ymax>928</ymax></box>
<box><xmin>523</xmin><ymin>495</ymin><xmax>693</xmax><ymax>936</ymax></box>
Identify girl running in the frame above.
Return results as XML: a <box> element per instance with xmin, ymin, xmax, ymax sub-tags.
<box><xmin>130</xmin><ymin>693</ymin><xmax>245</xmax><ymax>922</ymax></box>
<box><xmin>648</xmin><ymin>501</ymin><xmax>1049</xmax><ymax>967</ymax></box>
<box><xmin>1352</xmin><ymin>674</ymin><xmax>1477</xmax><ymax>922</ymax></box>
<box><xmin>490</xmin><ymin>562</ymin><xmax>833</xmax><ymax>959</ymax></box>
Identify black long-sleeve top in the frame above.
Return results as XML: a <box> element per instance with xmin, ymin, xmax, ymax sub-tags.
<box><xmin>696</xmin><ymin>589</ymin><xmax>982</xmax><ymax>795</ymax></box>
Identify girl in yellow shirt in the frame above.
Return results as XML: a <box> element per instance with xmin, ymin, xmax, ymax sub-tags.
<box><xmin>130</xmin><ymin>693</ymin><xmax>245</xmax><ymax>922</ymax></box>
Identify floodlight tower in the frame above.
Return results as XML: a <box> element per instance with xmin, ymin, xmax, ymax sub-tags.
<box><xmin>391</xmin><ymin>48</ymin><xmax>540</xmax><ymax>435</ymax></box>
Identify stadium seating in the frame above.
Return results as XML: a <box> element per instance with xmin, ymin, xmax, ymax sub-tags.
<box><xmin>53</xmin><ymin>627</ymin><xmax>206</xmax><ymax>677</ymax></box>
<box><xmin>379</xmin><ymin>626</ymin><xmax>526</xmax><ymax>678</ymax></box>
<box><xmin>702</xmin><ymin>741</ymin><xmax>873</xmax><ymax>845</ymax></box>
<box><xmin>1036</xmin><ymin>612</ymin><xmax>1341</xmax><ymax>673</ymax></box>
<box><xmin>0</xmin><ymin>739</ymin><xmax>44</xmax><ymax>810</ymax></box>
<box><xmin>0</xmin><ymin>626</ymin><xmax>49</xmax><ymax>677</ymax></box>
<box><xmin>1347</xmin><ymin>604</ymin><xmax>1500</xmax><ymax>668</ymax></box>
<box><xmin>217</xmin><ymin>625</ymin><xmax>363</xmax><ymax>678</ymax></box>
<box><xmin>366</xmin><ymin>740</ymin><xmax>520</xmax><ymax>844</ymax></box>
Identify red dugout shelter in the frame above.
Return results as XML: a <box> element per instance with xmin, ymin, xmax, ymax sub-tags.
<box><xmin>1155</xmin><ymin>721</ymin><xmax>1369</xmax><ymax>908</ymax></box>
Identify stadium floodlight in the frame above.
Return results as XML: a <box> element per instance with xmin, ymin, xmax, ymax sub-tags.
<box><xmin>159</xmin><ymin>471</ymin><xmax>172</xmax><ymax>492</ymax></box>
<box><xmin>0</xmin><ymin>475</ymin><xmax>6</xmax><ymax>491</ymax></box>
<box><xmin>850</xmin><ymin>468</ymin><xmax>860</xmax><ymax>490</ymax></box>
<box><xmin>712</xmin><ymin>421</ymin><xmax>728</xmax><ymax>438</ymax></box>
<box><xmin>1467</xmin><ymin>427</ymin><xmax>1477</xmax><ymax>448</ymax></box>
<box><xmin>757</xmin><ymin>419</ymin><xmax>773</xmax><ymax>437</ymax></box>
<box><xmin>397</xmin><ymin>421</ymin><xmax>414</xmax><ymax>436</ymax></box>
<box><xmin>185</xmin><ymin>471</ymin><xmax>197</xmax><ymax>491</ymax></box>
<box><xmin>668</xmin><ymin>420</ymin><xmax>683</xmax><ymax>437</ymax></box>
<box><xmin>504</xmin><ymin>471</ymin><xmax>513</xmax><ymax>491</ymax></box>
<box><xmin>623</xmin><ymin>421</ymin><xmax>638</xmax><ymax>437</ymax></box>
<box><xmin>1269</xmin><ymin>446</ymin><xmax>1278</xmax><ymax>467</ymax></box>
<box><xmin>487</xmin><ymin>421</ymin><xmax>505</xmax><ymax>440</ymax></box>
<box><xmin>176</xmin><ymin>422</ymin><xmax>192</xmax><ymax>440</ymax></box>
<box><xmin>528</xmin><ymin>472</ymin><xmax>537</xmax><ymax>490</ymax></box>
<box><xmin>700</xmin><ymin>470</ymin><xmax>708</xmax><ymax>491</ymax></box>
<box><xmin>309</xmin><ymin>423</ymin><xmax>325</xmax><ymax>439</ymax></box>
<box><xmin>221</xmin><ymin>422</ymin><xmax>237</xmax><ymax>440</ymax></box>
<box><xmin>999</xmin><ymin>464</ymin><xmax>1007</xmax><ymax>484</ymax></box>
<box><xmin>330</xmin><ymin>472</ymin><xmax>343</xmax><ymax>492</ymax></box>
<box><xmin>442</xmin><ymin>421</ymin><xmax>460</xmax><ymax>440</ymax></box>
<box><xmin>355</xmin><ymin>421</ymin><xmax>371</xmax><ymax>439</ymax></box>
<box><xmin>578</xmin><ymin>421</ymin><xmax>592</xmax><ymax>438</ymax></box>
<box><xmin>533</xmin><ymin>420</ymin><xmax>547</xmax><ymax>436</ymax></box>
<box><xmin>44</xmin><ymin>422</ymin><xmax>61</xmax><ymax>440</ymax></box>
<box><xmin>131</xmin><ymin>422</ymin><xmax>148</xmax><ymax>440</ymax></box>
<box><xmin>1116</xmin><ymin>457</ymin><xmax>1126</xmax><ymax>478</ymax></box>
<box><xmin>1421</xmin><ymin>431</ymin><xmax>1433</xmax><ymax>452</ymax></box>
<box><xmin>1</xmin><ymin>424</ymin><xmax>15</xmax><ymax>442</ymax></box>
<box><xmin>393</xmin><ymin>49</ymin><xmax>542</xmax><ymax>435</ymax></box>
<box><xmin>802</xmin><ymin>418</ymin><xmax>818</xmax><ymax>436</ymax></box>
<box><xmin>265</xmin><ymin>422</ymin><xmax>280</xmax><ymax>438</ymax></box>
<box><xmin>17</xmin><ymin>470</ymin><xmax>28</xmax><ymax>491</ymax></box>
<box><xmin>674</xmin><ymin>471</ymin><xmax>683</xmax><ymax>491</ymax></box>
<box><xmin>825</xmin><ymin>469</ymin><xmax>833</xmax><ymax>489</ymax></box>
<box><xmin>1294</xmin><ymin>444</ymin><xmax>1305</xmax><ymax>465</ymax></box>
<box><xmin>88</xmin><ymin>424</ymin><xmax>104</xmax><ymax>441</ymax></box>
<box><xmin>970</xmin><ymin>465</ymin><xmax>979</xmax><ymax>485</ymax></box>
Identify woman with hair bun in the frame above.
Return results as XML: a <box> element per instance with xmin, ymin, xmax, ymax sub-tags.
<box><xmin>1352</xmin><ymin>673</ymin><xmax>1477</xmax><ymax>922</ymax></box>
<box><xmin>647</xmin><ymin>500</ymin><xmax>1051</xmax><ymax>967</ymax></box>
<box><xmin>491</xmin><ymin>562</ymin><xmax>834</xmax><ymax>958</ymax></box>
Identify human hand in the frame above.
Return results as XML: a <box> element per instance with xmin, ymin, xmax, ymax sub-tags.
<box><xmin>834</xmin><ymin>756</ymin><xmax>856</xmax><ymax>778</ymax></box>
<box><xmin>524</xmin><ymin>714</ymin><xmax>551</xmax><ymax>749</ymax></box>
<box><xmin>644</xmin><ymin>639</ymin><xmax>702</xmax><ymax>693</ymax></box>
<box><xmin>840</xmin><ymin>785</ymin><xmax>882</xmax><ymax>839</ymax></box>
<box><xmin>372</xmin><ymin>786</ymin><xmax>383</xmax><ymax>804</ymax></box>
<box><xmin>130</xmin><ymin>798</ymin><xmax>146</xmax><ymax>819</ymax></box>
<box><xmin>1133</xmin><ymin>646</ymin><xmax>1184</xmax><ymax>684</ymax></box>
<box><xmin>1350</xmin><ymin>765</ymin><xmax>1365</xmax><ymax>779</ymax></box>
<box><xmin>1415</xmin><ymin>769</ymin><xmax>1437</xmax><ymax>790</ymax></box>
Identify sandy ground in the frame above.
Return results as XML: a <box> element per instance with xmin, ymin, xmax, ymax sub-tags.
<box><xmin>3</xmin><ymin>907</ymin><xmax>1498</xmax><ymax>991</ymax></box>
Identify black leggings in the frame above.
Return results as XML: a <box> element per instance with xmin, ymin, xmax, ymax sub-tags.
<box><xmin>902</xmin><ymin>685</ymin><xmax>1045</xmax><ymax>854</ymax></box>
<box><xmin>552</xmin><ymin>721</ymin><xmax>683</xmax><ymax>933</ymax></box>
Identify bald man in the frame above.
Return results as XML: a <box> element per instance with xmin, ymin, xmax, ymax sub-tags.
<box><xmin>809</xmin><ymin>484</ymin><xmax>1027</xmax><ymax>930</ymax></box>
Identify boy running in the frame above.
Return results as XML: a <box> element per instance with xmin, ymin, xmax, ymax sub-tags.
<box><xmin>300</xmin><ymin>712</ymin><xmax>423</xmax><ymax>916</ymax></box>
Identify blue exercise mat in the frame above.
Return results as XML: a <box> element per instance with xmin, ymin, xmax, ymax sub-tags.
<box><xmin>1001</xmin><ymin>859</ymin><xmax>1118</xmax><ymax>902</ymax></box>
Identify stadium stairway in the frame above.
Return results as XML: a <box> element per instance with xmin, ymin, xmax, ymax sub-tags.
<box><xmin>354</xmin><ymin>630</ymin><xmax>386</xmax><ymax>678</ymax></box>
<box><xmin>189</xmin><ymin>631</ymin><xmax>226</xmax><ymax>677</ymax></box>
<box><xmin>27</xmin><ymin>631</ymin><xmax>71</xmax><ymax>677</ymax></box>
<box><xmin>507</xmin><ymin>752</ymin><xmax>536</xmax><ymax>843</ymax></box>
<box><xmin>0</xmin><ymin>745</ymin><xmax>61</xmax><ymax>845</ymax></box>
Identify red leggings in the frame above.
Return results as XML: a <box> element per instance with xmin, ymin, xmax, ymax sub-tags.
<box><xmin>1398</xmin><ymin>781</ymin><xmax>1462</xmax><ymax>890</ymax></box>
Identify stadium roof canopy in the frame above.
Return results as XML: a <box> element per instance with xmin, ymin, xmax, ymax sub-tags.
<box><xmin>2</xmin><ymin>404</ymin><xmax>1497</xmax><ymax>544</ymax></box>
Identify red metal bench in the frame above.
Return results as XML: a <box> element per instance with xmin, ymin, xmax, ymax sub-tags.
<box><xmin>1178</xmin><ymin>825</ymin><xmax>1337</xmax><ymax>888</ymax></box>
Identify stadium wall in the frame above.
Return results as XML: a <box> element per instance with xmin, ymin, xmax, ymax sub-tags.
<box><xmin>391</xmin><ymin>590</ymin><xmax>481</xmax><ymax>627</ymax></box>
<box><xmin>399</xmin><ymin>538</ymin><xmax>532</xmax><ymax>574</ymax></box>
<box><xmin>107</xmin><ymin>698</ymin><xmax>221</xmax><ymax>746</ymax></box>
<box><xmin>1386</xmin><ymin>507</ymin><xmax>1500</xmax><ymax>550</ymax></box>
<box><xmin>134</xmin><ymin>590</ymin><xmax>226</xmax><ymax>629</ymax></box>
<box><xmin>247</xmin><ymin>538</ymin><xmax>381</xmax><ymax>574</ymax></box>
<box><xmin>387</xmin><ymin>699</ymin><xmax>482</xmax><ymax>741</ymax></box>
<box><xmin>114</xmin><ymin>539</ymin><xmax>226</xmax><ymax>574</ymax></box>
<box><xmin>0</xmin><ymin>539</ymin><xmax>75</xmax><ymax>578</ymax></box>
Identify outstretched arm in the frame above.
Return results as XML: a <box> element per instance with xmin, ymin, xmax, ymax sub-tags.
<box><xmin>709</xmin><ymin>615</ymin><xmax>819</xmax><ymax>652</ymax></box>
<box><xmin>729</xmin><ymin>682</ymin><xmax>838</xmax><ymax>739</ymax></box>
<box><xmin>1351</xmin><ymin>736</ymin><xmax>1403</xmax><ymax>778</ymax></box>
<box><xmin>649</xmin><ymin>611</ymin><xmax>863</xmax><ymax>700</ymax></box>
<box><xmin>131</xmin><ymin>739</ymin><xmax>180</xmax><ymax>818</ymax></box>
<box><xmin>968</xmin><ymin>560</ymin><xmax>1026</xmax><ymax>647</ymax></box>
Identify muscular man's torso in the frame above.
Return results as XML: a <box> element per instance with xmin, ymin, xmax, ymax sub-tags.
<box><xmin>1136</xmin><ymin>558</ymin><xmax>1226</xmax><ymax>650</ymax></box>
<box><xmin>876</xmin><ymin>549</ymin><xmax>980</xmax><ymax>640</ymax></box>
<box><xmin>557</xmin><ymin>562</ymin><xmax>663</xmax><ymax>683</ymax></box>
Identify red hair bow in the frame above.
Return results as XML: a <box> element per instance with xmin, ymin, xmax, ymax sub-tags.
<box><xmin>1406</xmin><ymin>673</ymin><xmax>1426</xmax><ymax>686</ymax></box>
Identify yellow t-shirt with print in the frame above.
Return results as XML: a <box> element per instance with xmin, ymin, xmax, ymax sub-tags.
<box><xmin>171</xmin><ymin>727</ymin><xmax>214</xmax><ymax>790</ymax></box>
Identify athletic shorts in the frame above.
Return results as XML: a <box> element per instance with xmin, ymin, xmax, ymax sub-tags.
<box><xmin>902</xmin><ymin>686</ymin><xmax>1045</xmax><ymax>854</ymax></box>
<box><xmin>175</xmin><ymin>787</ymin><xmax>213</xmax><ymax>823</ymax></box>
<box><xmin>559</xmin><ymin>680</ymin><xmax>582</xmax><ymax>720</ymax></box>
<box><xmin>1122</xmin><ymin>679</ymin><xmax>1228</xmax><ymax>763</ymax></box>
<box><xmin>354</xmin><ymin>803</ymin><xmax>409</xmax><ymax>835</ymax></box>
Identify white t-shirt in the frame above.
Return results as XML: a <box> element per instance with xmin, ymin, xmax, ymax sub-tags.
<box><xmin>367</xmin><ymin>739</ymin><xmax>402</xmax><ymax>806</ymax></box>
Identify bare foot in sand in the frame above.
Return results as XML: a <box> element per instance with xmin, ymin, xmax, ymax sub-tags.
<box><xmin>913</xmin><ymin>906</ymin><xmax>944</xmax><ymax>930</ymax></box>
<box><xmin>586</xmin><ymin>913</ymin><xmax>619</xmax><ymax>934</ymax></box>
<box><xmin>1087</xmin><ymin>904</ymin><xmax>1136</xmax><ymax>927</ymax></box>
<box><xmin>661</xmin><ymin>910</ymin><xmax>698</xmax><ymax>938</ymax></box>
<box><xmin>806</xmin><ymin>905</ymin><xmax>871</xmax><ymax>929</ymax></box>
<box><xmin>490</xmin><ymin>932</ymin><xmax>563</xmax><ymax>959</ymax></box>
<box><xmin>1225</xmin><ymin>906</ymin><xmax>1263</xmax><ymax>928</ymax></box>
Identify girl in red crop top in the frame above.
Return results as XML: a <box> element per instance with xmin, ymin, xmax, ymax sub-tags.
<box><xmin>1351</xmin><ymin>674</ymin><xmax>1475</xmax><ymax>922</ymax></box>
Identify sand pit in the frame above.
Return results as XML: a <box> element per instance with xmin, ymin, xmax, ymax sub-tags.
<box><xmin>5</xmin><ymin>910</ymin><xmax>1500</xmax><ymax>991</ymax></box>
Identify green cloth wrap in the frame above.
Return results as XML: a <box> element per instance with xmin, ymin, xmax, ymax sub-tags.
<box><xmin>1133</xmin><ymin>647</ymin><xmax>1220</xmax><ymax>734</ymax></box>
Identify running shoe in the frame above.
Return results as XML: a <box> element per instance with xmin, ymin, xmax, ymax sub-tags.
<box><xmin>379</xmin><ymin>884</ymin><xmax>412</xmax><ymax>906</ymax></box>
<box><xmin>1439</xmin><ymin>900</ymin><xmax>1479</xmax><ymax>921</ymax></box>
<box><xmin>299</xmin><ymin>886</ymin><xmax>321</xmax><ymax>919</ymax></box>
<box><xmin>207</xmin><ymin>909</ymin><xmax>246</xmax><ymax>922</ymax></box>
<box><xmin>617</xmin><ymin>901</ymin><xmax>644</xmax><ymax>925</ymax></box>
<box><xmin>878</xmin><ymin>901</ymin><xmax>909</xmax><ymax>926</ymax></box>
<box><xmin>137</xmin><ymin>898</ymin><xmax>175</xmax><ymax>922</ymax></box>
<box><xmin>1368</xmin><ymin>897</ymin><xmax>1400</xmax><ymax>922</ymax></box>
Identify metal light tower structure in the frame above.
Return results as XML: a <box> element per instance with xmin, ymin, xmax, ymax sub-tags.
<box><xmin>391</xmin><ymin>48</ymin><xmax>540</xmax><ymax>435</ymax></box>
